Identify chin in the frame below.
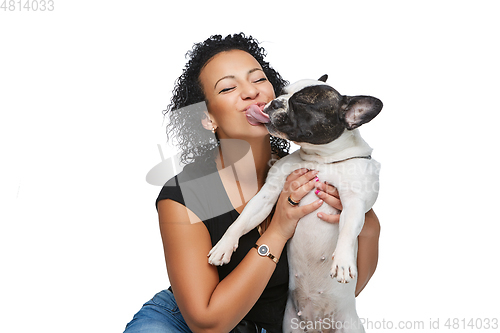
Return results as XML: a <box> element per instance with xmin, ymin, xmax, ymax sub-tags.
<box><xmin>236</xmin><ymin>124</ymin><xmax>269</xmax><ymax>141</ymax></box>
<box><xmin>251</xmin><ymin>123</ymin><xmax>271</xmax><ymax>136</ymax></box>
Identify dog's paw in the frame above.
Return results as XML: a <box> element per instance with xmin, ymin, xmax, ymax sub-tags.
<box><xmin>207</xmin><ymin>237</ymin><xmax>239</xmax><ymax>266</ymax></box>
<box><xmin>330</xmin><ymin>249</ymin><xmax>357</xmax><ymax>284</ymax></box>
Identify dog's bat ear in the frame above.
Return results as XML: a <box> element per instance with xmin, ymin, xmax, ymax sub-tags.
<box><xmin>318</xmin><ymin>74</ymin><xmax>328</xmax><ymax>82</ymax></box>
<box><xmin>341</xmin><ymin>95</ymin><xmax>383</xmax><ymax>130</ymax></box>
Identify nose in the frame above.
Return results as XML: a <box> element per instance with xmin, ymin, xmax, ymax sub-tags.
<box><xmin>240</xmin><ymin>82</ymin><xmax>259</xmax><ymax>100</ymax></box>
<box><xmin>269</xmin><ymin>99</ymin><xmax>285</xmax><ymax>110</ymax></box>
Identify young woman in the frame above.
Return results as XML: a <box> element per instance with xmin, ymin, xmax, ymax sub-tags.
<box><xmin>124</xmin><ymin>33</ymin><xmax>380</xmax><ymax>333</ymax></box>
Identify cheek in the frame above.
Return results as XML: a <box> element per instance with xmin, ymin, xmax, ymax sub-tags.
<box><xmin>265</xmin><ymin>82</ymin><xmax>276</xmax><ymax>99</ymax></box>
<box><xmin>207</xmin><ymin>102</ymin><xmax>241</xmax><ymax>129</ymax></box>
<box><xmin>206</xmin><ymin>98</ymin><xmax>229</xmax><ymax>120</ymax></box>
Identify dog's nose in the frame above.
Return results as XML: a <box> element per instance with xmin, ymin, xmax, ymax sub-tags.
<box><xmin>270</xmin><ymin>99</ymin><xmax>284</xmax><ymax>110</ymax></box>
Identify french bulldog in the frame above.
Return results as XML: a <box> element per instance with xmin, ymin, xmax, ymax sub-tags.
<box><xmin>208</xmin><ymin>75</ymin><xmax>382</xmax><ymax>332</ymax></box>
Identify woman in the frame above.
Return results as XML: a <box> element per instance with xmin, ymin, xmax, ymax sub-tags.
<box><xmin>124</xmin><ymin>33</ymin><xmax>380</xmax><ymax>333</ymax></box>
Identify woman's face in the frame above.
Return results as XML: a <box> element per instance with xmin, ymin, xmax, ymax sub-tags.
<box><xmin>198</xmin><ymin>49</ymin><xmax>275</xmax><ymax>141</ymax></box>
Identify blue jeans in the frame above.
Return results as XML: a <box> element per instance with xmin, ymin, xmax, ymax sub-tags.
<box><xmin>124</xmin><ymin>289</ymin><xmax>267</xmax><ymax>333</ymax></box>
<box><xmin>124</xmin><ymin>289</ymin><xmax>192</xmax><ymax>332</ymax></box>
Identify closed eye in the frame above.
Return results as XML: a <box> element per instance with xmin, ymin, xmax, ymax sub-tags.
<box><xmin>219</xmin><ymin>78</ymin><xmax>266</xmax><ymax>94</ymax></box>
<box><xmin>218</xmin><ymin>87</ymin><xmax>235</xmax><ymax>94</ymax></box>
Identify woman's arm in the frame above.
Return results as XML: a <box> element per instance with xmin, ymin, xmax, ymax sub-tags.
<box><xmin>159</xmin><ymin>169</ymin><xmax>323</xmax><ymax>333</ymax></box>
<box><xmin>355</xmin><ymin>209</ymin><xmax>380</xmax><ymax>296</ymax></box>
<box><xmin>314</xmin><ymin>181</ymin><xmax>381</xmax><ymax>296</ymax></box>
<box><xmin>159</xmin><ymin>200</ymin><xmax>285</xmax><ymax>332</ymax></box>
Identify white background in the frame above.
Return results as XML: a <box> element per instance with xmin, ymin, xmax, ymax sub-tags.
<box><xmin>1</xmin><ymin>1</ymin><xmax>499</xmax><ymax>332</ymax></box>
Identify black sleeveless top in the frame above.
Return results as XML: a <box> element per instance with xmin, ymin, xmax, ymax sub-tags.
<box><xmin>156</xmin><ymin>159</ymin><xmax>288</xmax><ymax>332</ymax></box>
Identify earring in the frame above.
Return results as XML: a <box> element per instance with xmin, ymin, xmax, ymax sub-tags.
<box><xmin>211</xmin><ymin>127</ymin><xmax>217</xmax><ymax>134</ymax></box>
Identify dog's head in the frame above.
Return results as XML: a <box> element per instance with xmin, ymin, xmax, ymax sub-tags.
<box><xmin>263</xmin><ymin>75</ymin><xmax>383</xmax><ymax>144</ymax></box>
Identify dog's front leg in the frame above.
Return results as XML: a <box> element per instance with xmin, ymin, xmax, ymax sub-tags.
<box><xmin>208</xmin><ymin>180</ymin><xmax>284</xmax><ymax>265</ymax></box>
<box><xmin>330</xmin><ymin>198</ymin><xmax>366</xmax><ymax>283</ymax></box>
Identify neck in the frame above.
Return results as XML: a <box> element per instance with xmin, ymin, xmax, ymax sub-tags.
<box><xmin>298</xmin><ymin>129</ymin><xmax>373</xmax><ymax>164</ymax></box>
<box><xmin>217</xmin><ymin>135</ymin><xmax>272</xmax><ymax>187</ymax></box>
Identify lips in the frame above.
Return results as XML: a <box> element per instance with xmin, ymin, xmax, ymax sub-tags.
<box><xmin>245</xmin><ymin>103</ymin><xmax>270</xmax><ymax>126</ymax></box>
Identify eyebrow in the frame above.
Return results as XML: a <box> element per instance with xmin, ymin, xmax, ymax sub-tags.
<box><xmin>213</xmin><ymin>68</ymin><xmax>264</xmax><ymax>89</ymax></box>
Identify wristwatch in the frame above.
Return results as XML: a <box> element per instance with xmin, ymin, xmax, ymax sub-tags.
<box><xmin>253</xmin><ymin>244</ymin><xmax>278</xmax><ymax>264</ymax></box>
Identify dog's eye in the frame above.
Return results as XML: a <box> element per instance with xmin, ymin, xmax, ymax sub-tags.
<box><xmin>283</xmin><ymin>114</ymin><xmax>293</xmax><ymax>126</ymax></box>
<box><xmin>276</xmin><ymin>113</ymin><xmax>289</xmax><ymax>126</ymax></box>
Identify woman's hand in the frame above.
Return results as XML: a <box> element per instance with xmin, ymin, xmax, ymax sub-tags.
<box><xmin>314</xmin><ymin>181</ymin><xmax>343</xmax><ymax>223</ymax></box>
<box><xmin>267</xmin><ymin>169</ymin><xmax>324</xmax><ymax>241</ymax></box>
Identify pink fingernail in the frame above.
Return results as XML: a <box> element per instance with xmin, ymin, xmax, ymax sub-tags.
<box><xmin>315</xmin><ymin>189</ymin><xmax>320</xmax><ymax>195</ymax></box>
<box><xmin>315</xmin><ymin>177</ymin><xmax>319</xmax><ymax>182</ymax></box>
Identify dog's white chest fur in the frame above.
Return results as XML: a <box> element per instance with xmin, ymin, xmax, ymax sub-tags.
<box><xmin>208</xmin><ymin>129</ymin><xmax>379</xmax><ymax>333</ymax></box>
<box><xmin>277</xmin><ymin>143</ymin><xmax>378</xmax><ymax>332</ymax></box>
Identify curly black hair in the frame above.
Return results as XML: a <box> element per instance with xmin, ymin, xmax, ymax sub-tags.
<box><xmin>163</xmin><ymin>33</ymin><xmax>290</xmax><ymax>165</ymax></box>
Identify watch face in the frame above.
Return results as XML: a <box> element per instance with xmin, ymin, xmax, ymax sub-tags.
<box><xmin>258</xmin><ymin>245</ymin><xmax>269</xmax><ymax>256</ymax></box>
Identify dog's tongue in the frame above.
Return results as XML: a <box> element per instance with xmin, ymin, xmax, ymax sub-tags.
<box><xmin>245</xmin><ymin>104</ymin><xmax>270</xmax><ymax>125</ymax></box>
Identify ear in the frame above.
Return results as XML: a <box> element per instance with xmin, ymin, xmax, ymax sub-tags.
<box><xmin>201</xmin><ymin>111</ymin><xmax>217</xmax><ymax>131</ymax></box>
<box><xmin>341</xmin><ymin>95</ymin><xmax>383</xmax><ymax>130</ymax></box>
<box><xmin>318</xmin><ymin>74</ymin><xmax>328</xmax><ymax>82</ymax></box>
